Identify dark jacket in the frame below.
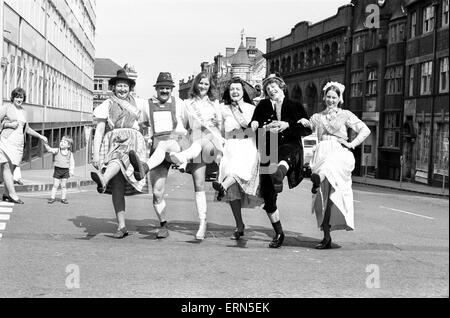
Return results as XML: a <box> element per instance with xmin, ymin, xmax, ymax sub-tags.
<box><xmin>251</xmin><ymin>98</ymin><xmax>312</xmax><ymax>189</ymax></box>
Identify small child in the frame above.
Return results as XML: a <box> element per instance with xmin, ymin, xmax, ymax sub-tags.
<box><xmin>44</xmin><ymin>136</ymin><xmax>75</xmax><ymax>204</ymax></box>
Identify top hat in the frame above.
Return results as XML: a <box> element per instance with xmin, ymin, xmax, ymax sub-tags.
<box><xmin>154</xmin><ymin>72</ymin><xmax>175</xmax><ymax>87</ymax></box>
<box><xmin>109</xmin><ymin>69</ymin><xmax>136</xmax><ymax>88</ymax></box>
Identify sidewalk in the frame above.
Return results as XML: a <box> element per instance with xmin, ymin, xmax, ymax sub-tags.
<box><xmin>1</xmin><ymin>165</ymin><xmax>448</xmax><ymax>198</ymax></box>
<box><xmin>1</xmin><ymin>164</ymin><xmax>97</xmax><ymax>193</ymax></box>
<box><xmin>352</xmin><ymin>175</ymin><xmax>449</xmax><ymax>198</ymax></box>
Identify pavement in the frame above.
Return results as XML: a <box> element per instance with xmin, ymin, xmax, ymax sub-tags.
<box><xmin>2</xmin><ymin>164</ymin><xmax>448</xmax><ymax>198</ymax></box>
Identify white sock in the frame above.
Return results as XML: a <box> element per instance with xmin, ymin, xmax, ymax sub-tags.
<box><xmin>195</xmin><ymin>191</ymin><xmax>207</xmax><ymax>221</ymax></box>
<box><xmin>279</xmin><ymin>161</ymin><xmax>289</xmax><ymax>171</ymax></box>
<box><xmin>51</xmin><ymin>187</ymin><xmax>57</xmax><ymax>199</ymax></box>
<box><xmin>268</xmin><ymin>209</ymin><xmax>280</xmax><ymax>223</ymax></box>
<box><xmin>153</xmin><ymin>200</ymin><xmax>167</xmax><ymax>223</ymax></box>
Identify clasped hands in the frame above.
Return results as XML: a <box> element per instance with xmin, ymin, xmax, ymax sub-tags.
<box><xmin>250</xmin><ymin>120</ymin><xmax>289</xmax><ymax>133</ymax></box>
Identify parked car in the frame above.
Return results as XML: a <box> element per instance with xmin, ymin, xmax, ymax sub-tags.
<box><xmin>302</xmin><ymin>133</ymin><xmax>318</xmax><ymax>164</ymax></box>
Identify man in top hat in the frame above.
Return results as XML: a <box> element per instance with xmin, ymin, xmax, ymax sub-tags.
<box><xmin>129</xmin><ymin>72</ymin><xmax>188</xmax><ymax>239</ymax></box>
<box><xmin>250</xmin><ymin>74</ymin><xmax>312</xmax><ymax>248</ymax></box>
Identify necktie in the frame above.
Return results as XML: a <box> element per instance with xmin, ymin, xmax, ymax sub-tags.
<box><xmin>275</xmin><ymin>101</ymin><xmax>282</xmax><ymax>121</ymax></box>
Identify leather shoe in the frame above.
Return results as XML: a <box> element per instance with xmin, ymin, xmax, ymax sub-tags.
<box><xmin>129</xmin><ymin>150</ymin><xmax>149</xmax><ymax>181</ymax></box>
<box><xmin>113</xmin><ymin>227</ymin><xmax>129</xmax><ymax>239</ymax></box>
<box><xmin>91</xmin><ymin>171</ymin><xmax>106</xmax><ymax>193</ymax></box>
<box><xmin>2</xmin><ymin>194</ymin><xmax>24</xmax><ymax>204</ymax></box>
<box><xmin>212</xmin><ymin>181</ymin><xmax>227</xmax><ymax>201</ymax></box>
<box><xmin>311</xmin><ymin>173</ymin><xmax>321</xmax><ymax>194</ymax></box>
<box><xmin>270</xmin><ymin>165</ymin><xmax>287</xmax><ymax>193</ymax></box>
<box><xmin>268</xmin><ymin>232</ymin><xmax>285</xmax><ymax>248</ymax></box>
<box><xmin>230</xmin><ymin>226</ymin><xmax>245</xmax><ymax>240</ymax></box>
<box><xmin>315</xmin><ymin>237</ymin><xmax>332</xmax><ymax>249</ymax></box>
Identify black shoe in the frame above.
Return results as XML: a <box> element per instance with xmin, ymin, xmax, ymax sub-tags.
<box><xmin>230</xmin><ymin>226</ymin><xmax>245</xmax><ymax>240</ymax></box>
<box><xmin>113</xmin><ymin>227</ymin><xmax>129</xmax><ymax>239</ymax></box>
<box><xmin>268</xmin><ymin>233</ymin><xmax>285</xmax><ymax>248</ymax></box>
<box><xmin>48</xmin><ymin>198</ymin><xmax>56</xmax><ymax>204</ymax></box>
<box><xmin>2</xmin><ymin>194</ymin><xmax>24</xmax><ymax>204</ymax></box>
<box><xmin>212</xmin><ymin>181</ymin><xmax>227</xmax><ymax>201</ymax></box>
<box><xmin>91</xmin><ymin>171</ymin><xmax>106</xmax><ymax>193</ymax></box>
<box><xmin>315</xmin><ymin>237</ymin><xmax>332</xmax><ymax>249</ymax></box>
<box><xmin>270</xmin><ymin>165</ymin><xmax>287</xmax><ymax>193</ymax></box>
<box><xmin>61</xmin><ymin>199</ymin><xmax>69</xmax><ymax>204</ymax></box>
<box><xmin>129</xmin><ymin>150</ymin><xmax>149</xmax><ymax>181</ymax></box>
<box><xmin>311</xmin><ymin>173</ymin><xmax>321</xmax><ymax>194</ymax></box>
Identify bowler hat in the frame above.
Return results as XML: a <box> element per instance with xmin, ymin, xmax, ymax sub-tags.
<box><xmin>109</xmin><ymin>68</ymin><xmax>136</xmax><ymax>88</ymax></box>
<box><xmin>154</xmin><ymin>72</ymin><xmax>175</xmax><ymax>87</ymax></box>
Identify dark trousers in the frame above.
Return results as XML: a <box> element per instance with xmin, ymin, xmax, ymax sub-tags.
<box><xmin>260</xmin><ymin>142</ymin><xmax>302</xmax><ymax>214</ymax></box>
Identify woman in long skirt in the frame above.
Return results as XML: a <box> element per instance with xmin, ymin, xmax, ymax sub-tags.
<box><xmin>299</xmin><ymin>81</ymin><xmax>370</xmax><ymax>249</ymax></box>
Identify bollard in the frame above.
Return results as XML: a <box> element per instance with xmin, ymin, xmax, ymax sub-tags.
<box><xmin>400</xmin><ymin>155</ymin><xmax>403</xmax><ymax>188</ymax></box>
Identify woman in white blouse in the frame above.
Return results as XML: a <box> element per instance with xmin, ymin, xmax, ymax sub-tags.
<box><xmin>212</xmin><ymin>77</ymin><xmax>263</xmax><ymax>240</ymax></box>
<box><xmin>169</xmin><ymin>72</ymin><xmax>223</xmax><ymax>240</ymax></box>
<box><xmin>299</xmin><ymin>82</ymin><xmax>370</xmax><ymax>249</ymax></box>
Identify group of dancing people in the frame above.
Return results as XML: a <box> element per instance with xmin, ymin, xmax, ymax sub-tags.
<box><xmin>89</xmin><ymin>68</ymin><xmax>370</xmax><ymax>249</ymax></box>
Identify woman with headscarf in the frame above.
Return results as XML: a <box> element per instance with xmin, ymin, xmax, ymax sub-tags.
<box><xmin>298</xmin><ymin>81</ymin><xmax>370</xmax><ymax>249</ymax></box>
<box><xmin>212</xmin><ymin>77</ymin><xmax>263</xmax><ymax>240</ymax></box>
<box><xmin>90</xmin><ymin>68</ymin><xmax>149</xmax><ymax>238</ymax></box>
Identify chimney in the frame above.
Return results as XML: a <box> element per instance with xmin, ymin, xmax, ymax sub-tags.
<box><xmin>226</xmin><ymin>47</ymin><xmax>235</xmax><ymax>58</ymax></box>
<box><xmin>246</xmin><ymin>37</ymin><xmax>256</xmax><ymax>49</ymax></box>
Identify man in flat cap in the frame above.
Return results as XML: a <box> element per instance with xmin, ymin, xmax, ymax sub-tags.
<box><xmin>129</xmin><ymin>72</ymin><xmax>188</xmax><ymax>239</ymax></box>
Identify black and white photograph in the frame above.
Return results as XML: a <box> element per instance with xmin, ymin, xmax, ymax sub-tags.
<box><xmin>0</xmin><ymin>0</ymin><xmax>448</xmax><ymax>302</ymax></box>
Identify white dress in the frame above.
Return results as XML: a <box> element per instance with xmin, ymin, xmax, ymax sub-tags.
<box><xmin>217</xmin><ymin>102</ymin><xmax>263</xmax><ymax>208</ymax></box>
<box><xmin>309</xmin><ymin>108</ymin><xmax>370</xmax><ymax>231</ymax></box>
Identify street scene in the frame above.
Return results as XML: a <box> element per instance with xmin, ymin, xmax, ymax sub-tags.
<box><xmin>0</xmin><ymin>168</ymin><xmax>448</xmax><ymax>298</ymax></box>
<box><xmin>0</xmin><ymin>0</ymin><xmax>449</xmax><ymax>300</ymax></box>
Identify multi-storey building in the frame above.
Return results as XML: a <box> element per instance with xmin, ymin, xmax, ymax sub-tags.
<box><xmin>179</xmin><ymin>35</ymin><xmax>266</xmax><ymax>101</ymax></box>
<box><xmin>404</xmin><ymin>0</ymin><xmax>449</xmax><ymax>186</ymax></box>
<box><xmin>1</xmin><ymin>0</ymin><xmax>96</xmax><ymax>169</ymax></box>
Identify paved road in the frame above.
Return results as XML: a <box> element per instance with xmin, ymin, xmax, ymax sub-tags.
<box><xmin>0</xmin><ymin>171</ymin><xmax>448</xmax><ymax>298</ymax></box>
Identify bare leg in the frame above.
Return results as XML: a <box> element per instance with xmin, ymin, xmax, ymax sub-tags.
<box><xmin>2</xmin><ymin>162</ymin><xmax>19</xmax><ymax>200</ymax></box>
<box><xmin>60</xmin><ymin>178</ymin><xmax>68</xmax><ymax>201</ymax></box>
<box><xmin>103</xmin><ymin>161</ymin><xmax>121</xmax><ymax>184</ymax></box>
<box><xmin>51</xmin><ymin>178</ymin><xmax>61</xmax><ymax>200</ymax></box>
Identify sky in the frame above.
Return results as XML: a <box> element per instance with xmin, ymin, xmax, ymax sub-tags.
<box><xmin>95</xmin><ymin>0</ymin><xmax>350</xmax><ymax>98</ymax></box>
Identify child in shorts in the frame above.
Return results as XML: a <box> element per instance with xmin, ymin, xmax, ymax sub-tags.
<box><xmin>44</xmin><ymin>136</ymin><xmax>75</xmax><ymax>204</ymax></box>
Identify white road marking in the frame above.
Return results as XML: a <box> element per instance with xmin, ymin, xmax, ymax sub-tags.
<box><xmin>0</xmin><ymin>215</ymin><xmax>10</xmax><ymax>221</ymax></box>
<box><xmin>0</xmin><ymin>233</ymin><xmax>3</xmax><ymax>239</ymax></box>
<box><xmin>20</xmin><ymin>189</ymin><xmax>90</xmax><ymax>198</ymax></box>
<box><xmin>0</xmin><ymin>202</ymin><xmax>14</xmax><ymax>207</ymax></box>
<box><xmin>353</xmin><ymin>200</ymin><xmax>361</xmax><ymax>203</ymax></box>
<box><xmin>0</xmin><ymin>207</ymin><xmax>13</xmax><ymax>213</ymax></box>
<box><xmin>0</xmin><ymin>223</ymin><xmax>6</xmax><ymax>230</ymax></box>
<box><xmin>379</xmin><ymin>206</ymin><xmax>435</xmax><ymax>220</ymax></box>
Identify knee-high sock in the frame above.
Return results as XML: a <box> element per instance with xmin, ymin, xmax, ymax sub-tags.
<box><xmin>51</xmin><ymin>187</ymin><xmax>58</xmax><ymax>199</ymax></box>
<box><xmin>61</xmin><ymin>187</ymin><xmax>67</xmax><ymax>200</ymax></box>
<box><xmin>267</xmin><ymin>210</ymin><xmax>283</xmax><ymax>234</ymax></box>
<box><xmin>153</xmin><ymin>200</ymin><xmax>167</xmax><ymax>224</ymax></box>
<box><xmin>146</xmin><ymin>147</ymin><xmax>166</xmax><ymax>171</ymax></box>
<box><xmin>171</xmin><ymin>142</ymin><xmax>202</xmax><ymax>165</ymax></box>
<box><xmin>195</xmin><ymin>191</ymin><xmax>207</xmax><ymax>221</ymax></box>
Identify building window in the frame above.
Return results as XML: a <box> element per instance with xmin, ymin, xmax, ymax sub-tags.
<box><xmin>383</xmin><ymin>112</ymin><xmax>401</xmax><ymax>148</ymax></box>
<box><xmin>440</xmin><ymin>57</ymin><xmax>449</xmax><ymax>93</ymax></box>
<box><xmin>94</xmin><ymin>79</ymin><xmax>103</xmax><ymax>91</ymax></box>
<box><xmin>353</xmin><ymin>34</ymin><xmax>365</xmax><ymax>52</ymax></box>
<box><xmin>385</xmin><ymin>66</ymin><xmax>403</xmax><ymax>95</ymax></box>
<box><xmin>389</xmin><ymin>23</ymin><xmax>405</xmax><ymax>43</ymax></box>
<box><xmin>411</xmin><ymin>11</ymin><xmax>417</xmax><ymax>38</ymax></box>
<box><xmin>433</xmin><ymin>122</ymin><xmax>449</xmax><ymax>176</ymax></box>
<box><xmin>351</xmin><ymin>72</ymin><xmax>363</xmax><ymax>97</ymax></box>
<box><xmin>420</xmin><ymin>61</ymin><xmax>433</xmax><ymax>95</ymax></box>
<box><xmin>409</xmin><ymin>65</ymin><xmax>415</xmax><ymax>96</ymax></box>
<box><xmin>423</xmin><ymin>5</ymin><xmax>435</xmax><ymax>34</ymax></box>
<box><xmin>443</xmin><ymin>0</ymin><xmax>449</xmax><ymax>27</ymax></box>
<box><xmin>366</xmin><ymin>69</ymin><xmax>378</xmax><ymax>95</ymax></box>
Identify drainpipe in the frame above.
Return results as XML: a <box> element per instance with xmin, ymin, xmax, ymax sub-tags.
<box><xmin>428</xmin><ymin>0</ymin><xmax>440</xmax><ymax>186</ymax></box>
